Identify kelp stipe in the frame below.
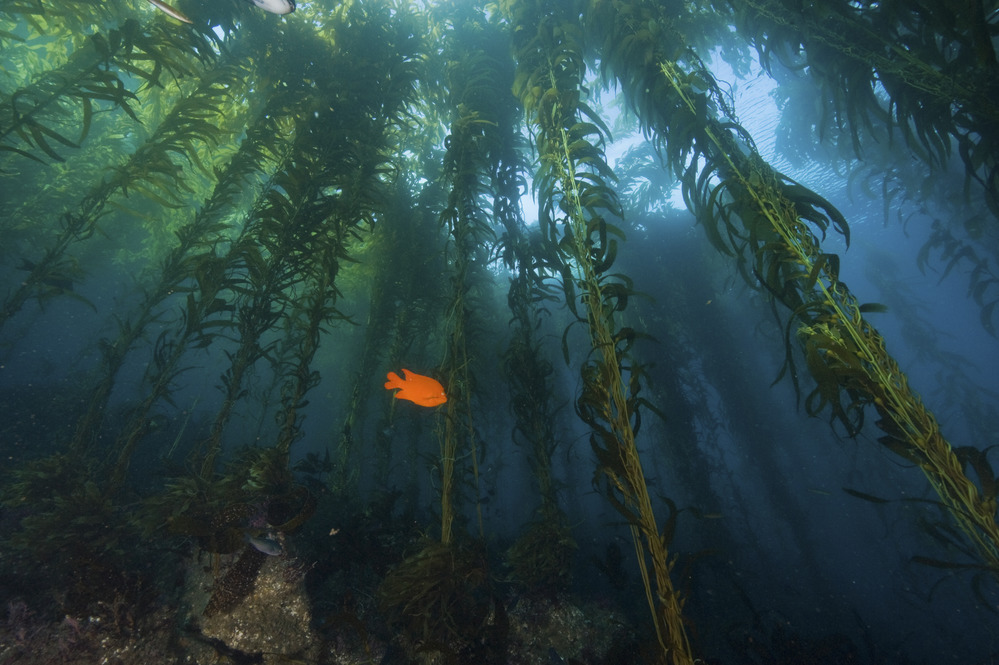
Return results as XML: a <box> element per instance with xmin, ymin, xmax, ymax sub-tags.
<box><xmin>720</xmin><ymin>0</ymin><xmax>999</xmax><ymax>335</ymax></box>
<box><xmin>0</xmin><ymin>1</ymin><xmax>216</xmax><ymax>169</ymax></box>
<box><xmin>865</xmin><ymin>247</ymin><xmax>999</xmax><ymax>449</ymax></box>
<box><xmin>486</xmin><ymin>25</ymin><xmax>578</xmax><ymax>592</ymax></box>
<box><xmin>582</xmin><ymin>0</ymin><xmax>999</xmax><ymax>573</ymax></box>
<box><xmin>502</xmin><ymin>256</ymin><xmax>576</xmax><ymax>592</ymax></box>
<box><xmin>69</xmin><ymin>55</ymin><xmax>263</xmax><ymax>462</ymax></box>
<box><xmin>194</xmin><ymin>3</ymin><xmax>424</xmax><ymax>481</ymax></box>
<box><xmin>662</xmin><ymin>58</ymin><xmax>999</xmax><ymax>574</ymax></box>
<box><xmin>0</xmin><ymin>20</ymin><xmax>226</xmax><ymax>336</ymax></box>
<box><xmin>103</xmin><ymin>81</ymin><xmax>302</xmax><ymax>492</ymax></box>
<box><xmin>0</xmin><ymin>29</ymin><xmax>268</xmax><ymax>595</ymax></box>
<box><xmin>0</xmin><ymin>28</ymin><xmax>138</xmax><ymax>165</ymax></box>
<box><xmin>0</xmin><ymin>15</ymin><xmax>252</xmax><ymax>611</ymax></box>
<box><xmin>501</xmin><ymin>0</ymin><xmax>694</xmax><ymax>661</ymax></box>
<box><xmin>377</xmin><ymin>9</ymin><xmax>512</xmax><ymax>653</ymax></box>
<box><xmin>501</xmin><ymin>224</ymin><xmax>576</xmax><ymax>592</ymax></box>
<box><xmin>342</xmin><ymin>179</ymin><xmax>449</xmax><ymax>500</ymax></box>
<box><xmin>723</xmin><ymin>0</ymin><xmax>999</xmax><ymax>221</ymax></box>
<box><xmin>436</xmin><ymin>54</ymin><xmax>509</xmax><ymax>547</ymax></box>
<box><xmin>270</xmin><ymin>10</ymin><xmax>425</xmax><ymax>465</ymax></box>
<box><xmin>0</xmin><ymin>0</ymin><xmax>996</xmax><ymax>658</ymax></box>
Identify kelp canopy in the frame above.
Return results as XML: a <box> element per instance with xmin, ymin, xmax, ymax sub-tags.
<box><xmin>1</xmin><ymin>0</ymin><xmax>997</xmax><ymax>663</ymax></box>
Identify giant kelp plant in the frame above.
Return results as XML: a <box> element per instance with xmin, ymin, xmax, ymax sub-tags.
<box><xmin>1</xmin><ymin>0</ymin><xmax>998</xmax><ymax>663</ymax></box>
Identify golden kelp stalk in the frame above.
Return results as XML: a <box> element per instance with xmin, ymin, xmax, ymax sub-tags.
<box><xmin>377</xmin><ymin>14</ymin><xmax>508</xmax><ymax>654</ymax></box>
<box><xmin>501</xmin><ymin>0</ymin><xmax>694</xmax><ymax>661</ymax></box>
<box><xmin>438</xmin><ymin>100</ymin><xmax>492</xmax><ymax>544</ymax></box>
<box><xmin>657</xmin><ymin>57</ymin><xmax>999</xmax><ymax>571</ymax></box>
<box><xmin>580</xmin><ymin>0</ymin><xmax>999</xmax><ymax>574</ymax></box>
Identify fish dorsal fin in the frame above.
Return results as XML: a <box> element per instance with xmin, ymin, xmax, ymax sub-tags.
<box><xmin>385</xmin><ymin>371</ymin><xmax>403</xmax><ymax>389</ymax></box>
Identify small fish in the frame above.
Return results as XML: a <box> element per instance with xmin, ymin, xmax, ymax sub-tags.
<box><xmin>249</xmin><ymin>0</ymin><xmax>296</xmax><ymax>14</ymax></box>
<box><xmin>145</xmin><ymin>0</ymin><xmax>295</xmax><ymax>23</ymax></box>
<box><xmin>246</xmin><ymin>532</ymin><xmax>283</xmax><ymax>556</ymax></box>
<box><xmin>384</xmin><ymin>369</ymin><xmax>447</xmax><ymax>407</ymax></box>
<box><xmin>146</xmin><ymin>0</ymin><xmax>193</xmax><ymax>23</ymax></box>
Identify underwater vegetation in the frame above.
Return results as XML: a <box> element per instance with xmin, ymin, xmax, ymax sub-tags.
<box><xmin>1</xmin><ymin>0</ymin><xmax>998</xmax><ymax>663</ymax></box>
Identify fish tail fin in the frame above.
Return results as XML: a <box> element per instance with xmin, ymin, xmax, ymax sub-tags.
<box><xmin>385</xmin><ymin>371</ymin><xmax>403</xmax><ymax>390</ymax></box>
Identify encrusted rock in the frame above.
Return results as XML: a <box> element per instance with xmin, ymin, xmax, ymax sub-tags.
<box><xmin>189</xmin><ymin>550</ymin><xmax>320</xmax><ymax>663</ymax></box>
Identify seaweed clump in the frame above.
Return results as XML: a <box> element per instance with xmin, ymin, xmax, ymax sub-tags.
<box><xmin>0</xmin><ymin>452</ymin><xmax>145</xmax><ymax>613</ymax></box>
<box><xmin>139</xmin><ymin>445</ymin><xmax>316</xmax><ymax>619</ymax></box>
<box><xmin>377</xmin><ymin>538</ymin><xmax>504</xmax><ymax>658</ymax></box>
<box><xmin>505</xmin><ymin>509</ymin><xmax>576</xmax><ymax>595</ymax></box>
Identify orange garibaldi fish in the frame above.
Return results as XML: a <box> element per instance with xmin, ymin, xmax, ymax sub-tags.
<box><xmin>384</xmin><ymin>369</ymin><xmax>447</xmax><ymax>407</ymax></box>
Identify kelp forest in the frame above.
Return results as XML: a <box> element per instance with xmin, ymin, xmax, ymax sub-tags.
<box><xmin>1</xmin><ymin>0</ymin><xmax>998</xmax><ymax>663</ymax></box>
